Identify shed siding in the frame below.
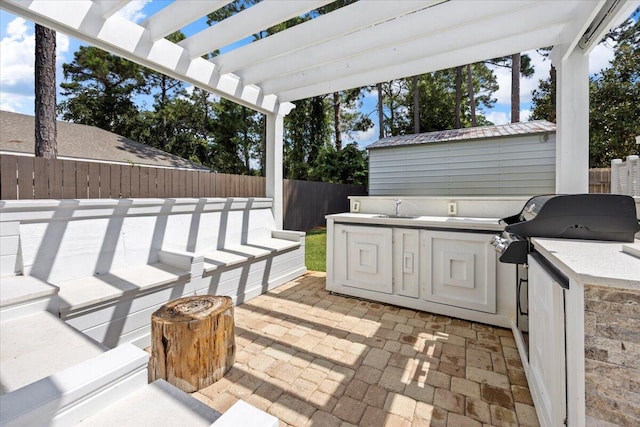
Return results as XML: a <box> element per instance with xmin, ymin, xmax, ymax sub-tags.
<box><xmin>369</xmin><ymin>134</ymin><xmax>556</xmax><ymax>196</ymax></box>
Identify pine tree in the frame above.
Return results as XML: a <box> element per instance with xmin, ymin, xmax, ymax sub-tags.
<box><xmin>34</xmin><ymin>24</ymin><xmax>57</xmax><ymax>158</ymax></box>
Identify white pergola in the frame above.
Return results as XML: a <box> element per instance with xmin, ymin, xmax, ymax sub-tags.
<box><xmin>2</xmin><ymin>0</ymin><xmax>638</xmax><ymax>228</ymax></box>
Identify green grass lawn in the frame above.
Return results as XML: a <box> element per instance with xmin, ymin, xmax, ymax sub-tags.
<box><xmin>305</xmin><ymin>228</ymin><xmax>326</xmax><ymax>272</ymax></box>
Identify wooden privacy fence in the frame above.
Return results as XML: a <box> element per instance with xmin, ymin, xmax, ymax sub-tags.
<box><xmin>0</xmin><ymin>154</ymin><xmax>366</xmax><ymax>230</ymax></box>
<box><xmin>284</xmin><ymin>179</ymin><xmax>367</xmax><ymax>231</ymax></box>
<box><xmin>589</xmin><ymin>168</ymin><xmax>611</xmax><ymax>194</ymax></box>
<box><xmin>0</xmin><ymin>155</ymin><xmax>264</xmax><ymax>200</ymax></box>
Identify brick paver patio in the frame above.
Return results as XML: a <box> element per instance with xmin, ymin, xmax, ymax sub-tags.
<box><xmin>192</xmin><ymin>272</ymin><xmax>539</xmax><ymax>426</ymax></box>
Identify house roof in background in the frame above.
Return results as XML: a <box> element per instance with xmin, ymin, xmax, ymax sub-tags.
<box><xmin>0</xmin><ymin>111</ymin><xmax>209</xmax><ymax>171</ymax></box>
<box><xmin>367</xmin><ymin>120</ymin><xmax>557</xmax><ymax>149</ymax></box>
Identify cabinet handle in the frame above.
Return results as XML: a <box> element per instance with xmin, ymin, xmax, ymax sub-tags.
<box><xmin>403</xmin><ymin>252</ymin><xmax>414</xmax><ymax>274</ymax></box>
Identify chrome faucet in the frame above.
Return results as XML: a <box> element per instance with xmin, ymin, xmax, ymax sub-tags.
<box><xmin>394</xmin><ymin>199</ymin><xmax>402</xmax><ymax>216</ymax></box>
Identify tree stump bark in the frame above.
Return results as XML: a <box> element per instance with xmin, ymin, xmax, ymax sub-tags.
<box><xmin>148</xmin><ymin>295</ymin><xmax>235</xmax><ymax>392</ymax></box>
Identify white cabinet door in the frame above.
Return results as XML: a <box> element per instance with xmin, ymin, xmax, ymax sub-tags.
<box><xmin>527</xmin><ymin>255</ymin><xmax>566</xmax><ymax>427</ymax></box>
<box><xmin>393</xmin><ymin>228</ymin><xmax>420</xmax><ymax>298</ymax></box>
<box><xmin>422</xmin><ymin>230</ymin><xmax>496</xmax><ymax>313</ymax></box>
<box><xmin>334</xmin><ymin>224</ymin><xmax>392</xmax><ymax>294</ymax></box>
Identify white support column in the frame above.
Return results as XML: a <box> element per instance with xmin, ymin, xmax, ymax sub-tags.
<box><xmin>553</xmin><ymin>46</ymin><xmax>590</xmax><ymax>194</ymax></box>
<box><xmin>266</xmin><ymin>113</ymin><xmax>284</xmax><ymax>229</ymax></box>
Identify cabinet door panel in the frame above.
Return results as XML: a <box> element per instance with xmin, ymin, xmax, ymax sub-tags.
<box><xmin>334</xmin><ymin>224</ymin><xmax>392</xmax><ymax>294</ymax></box>
<box><xmin>423</xmin><ymin>231</ymin><xmax>496</xmax><ymax>313</ymax></box>
<box><xmin>527</xmin><ymin>256</ymin><xmax>566</xmax><ymax>427</ymax></box>
<box><xmin>393</xmin><ymin>228</ymin><xmax>419</xmax><ymax>298</ymax></box>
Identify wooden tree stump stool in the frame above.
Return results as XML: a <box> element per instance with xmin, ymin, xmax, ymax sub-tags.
<box><xmin>148</xmin><ymin>295</ymin><xmax>235</xmax><ymax>393</ymax></box>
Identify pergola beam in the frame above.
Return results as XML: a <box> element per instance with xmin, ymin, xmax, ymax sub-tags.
<box><xmin>142</xmin><ymin>0</ymin><xmax>234</xmax><ymax>41</ymax></box>
<box><xmin>259</xmin><ymin>1</ymin><xmax>561</xmax><ymax>95</ymax></box>
<box><xmin>1</xmin><ymin>0</ymin><xmax>290</xmax><ymax>115</ymax></box>
<box><xmin>551</xmin><ymin>0</ymin><xmax>605</xmax><ymax>62</ymax></box>
<box><xmin>178</xmin><ymin>0</ymin><xmax>333</xmax><ymax>60</ymax></box>
<box><xmin>214</xmin><ymin>0</ymin><xmax>445</xmax><ymax>74</ymax></box>
<box><xmin>278</xmin><ymin>23</ymin><xmax>564</xmax><ymax>102</ymax></box>
<box><xmin>95</xmin><ymin>0</ymin><xmax>130</xmax><ymax>19</ymax></box>
<box><xmin>241</xmin><ymin>0</ymin><xmax>534</xmax><ymax>86</ymax></box>
<box><xmin>579</xmin><ymin>0</ymin><xmax>639</xmax><ymax>55</ymax></box>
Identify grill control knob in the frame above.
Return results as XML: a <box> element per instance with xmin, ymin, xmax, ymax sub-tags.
<box><xmin>495</xmin><ymin>242</ymin><xmax>507</xmax><ymax>253</ymax></box>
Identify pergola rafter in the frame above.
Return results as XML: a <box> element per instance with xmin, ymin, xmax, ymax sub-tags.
<box><xmin>142</xmin><ymin>0</ymin><xmax>234</xmax><ymax>42</ymax></box>
<box><xmin>214</xmin><ymin>0</ymin><xmax>446</xmax><ymax>75</ymax></box>
<box><xmin>178</xmin><ymin>0</ymin><xmax>334</xmax><ymax>60</ymax></box>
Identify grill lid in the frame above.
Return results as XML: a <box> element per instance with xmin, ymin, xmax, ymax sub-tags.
<box><xmin>503</xmin><ymin>194</ymin><xmax>640</xmax><ymax>242</ymax></box>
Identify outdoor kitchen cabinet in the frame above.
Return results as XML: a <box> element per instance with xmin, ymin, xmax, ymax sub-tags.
<box><xmin>526</xmin><ymin>255</ymin><xmax>567</xmax><ymax>427</ymax></box>
<box><xmin>333</xmin><ymin>226</ymin><xmax>423</xmax><ymax>299</ymax></box>
<box><xmin>393</xmin><ymin>228</ymin><xmax>420</xmax><ymax>298</ymax></box>
<box><xmin>421</xmin><ymin>230</ymin><xmax>497</xmax><ymax>314</ymax></box>
<box><xmin>330</xmin><ymin>222</ymin><xmax>500</xmax><ymax>319</ymax></box>
<box><xmin>333</xmin><ymin>224</ymin><xmax>393</xmax><ymax>294</ymax></box>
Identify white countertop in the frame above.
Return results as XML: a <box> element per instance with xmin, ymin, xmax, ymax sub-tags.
<box><xmin>326</xmin><ymin>212</ymin><xmax>503</xmax><ymax>231</ymax></box>
<box><xmin>532</xmin><ymin>238</ymin><xmax>640</xmax><ymax>290</ymax></box>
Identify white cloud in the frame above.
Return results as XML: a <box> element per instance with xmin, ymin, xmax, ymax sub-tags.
<box><xmin>7</xmin><ymin>15</ymin><xmax>28</xmax><ymax>37</ymax></box>
<box><xmin>490</xmin><ymin>41</ymin><xmax>617</xmax><ymax>115</ymax></box>
<box><xmin>589</xmin><ymin>41</ymin><xmax>615</xmax><ymax>75</ymax></box>
<box><xmin>1</xmin><ymin>16</ymin><xmax>70</xmax><ymax>115</ymax></box>
<box><xmin>364</xmin><ymin>88</ymin><xmax>379</xmax><ymax>100</ymax></box>
<box><xmin>0</xmin><ymin>92</ymin><xmax>33</xmax><ymax>113</ymax></box>
<box><xmin>348</xmin><ymin>126</ymin><xmax>377</xmax><ymax>148</ymax></box>
<box><xmin>1</xmin><ymin>17</ymin><xmax>35</xmax><ymax>89</ymax></box>
<box><xmin>489</xmin><ymin>50</ymin><xmax>553</xmax><ymax>109</ymax></box>
<box><xmin>353</xmin><ymin>126</ymin><xmax>376</xmax><ymax>142</ymax></box>
<box><xmin>485</xmin><ymin>111</ymin><xmax>509</xmax><ymax>125</ymax></box>
<box><xmin>115</xmin><ymin>0</ymin><xmax>152</xmax><ymax>23</ymax></box>
<box><xmin>484</xmin><ymin>109</ymin><xmax>532</xmax><ymax>125</ymax></box>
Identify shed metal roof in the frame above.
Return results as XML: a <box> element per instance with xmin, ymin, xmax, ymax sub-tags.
<box><xmin>0</xmin><ymin>111</ymin><xmax>209</xmax><ymax>171</ymax></box>
<box><xmin>367</xmin><ymin>120</ymin><xmax>557</xmax><ymax>149</ymax></box>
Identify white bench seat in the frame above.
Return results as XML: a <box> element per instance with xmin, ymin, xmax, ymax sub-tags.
<box><xmin>1</xmin><ymin>275</ymin><xmax>59</xmax><ymax>320</ymax></box>
<box><xmin>56</xmin><ymin>263</ymin><xmax>190</xmax><ymax>315</ymax></box>
<box><xmin>203</xmin><ymin>237</ymin><xmax>301</xmax><ymax>274</ymax></box>
<box><xmin>1</xmin><ymin>344</ymin><xmax>148</xmax><ymax>427</ymax></box>
<box><xmin>0</xmin><ymin>311</ymin><xmax>105</xmax><ymax>394</ymax></box>
<box><xmin>74</xmin><ymin>379</ymin><xmax>222</xmax><ymax>426</ymax></box>
<box><xmin>0</xmin><ymin>275</ymin><xmax>57</xmax><ymax>309</ymax></box>
<box><xmin>249</xmin><ymin>236</ymin><xmax>302</xmax><ymax>253</ymax></box>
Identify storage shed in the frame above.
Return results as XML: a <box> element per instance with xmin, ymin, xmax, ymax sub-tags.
<box><xmin>367</xmin><ymin>120</ymin><xmax>556</xmax><ymax>197</ymax></box>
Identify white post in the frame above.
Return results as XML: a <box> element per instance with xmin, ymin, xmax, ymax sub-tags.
<box><xmin>611</xmin><ymin>159</ymin><xmax>622</xmax><ymax>194</ymax></box>
<box><xmin>266</xmin><ymin>112</ymin><xmax>284</xmax><ymax>229</ymax></box>
<box><xmin>553</xmin><ymin>48</ymin><xmax>590</xmax><ymax>194</ymax></box>
<box><xmin>630</xmin><ymin>155</ymin><xmax>640</xmax><ymax>196</ymax></box>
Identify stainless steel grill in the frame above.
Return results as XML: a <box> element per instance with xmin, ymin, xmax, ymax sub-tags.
<box><xmin>490</xmin><ymin>194</ymin><xmax>640</xmax><ymax>264</ymax></box>
<box><xmin>490</xmin><ymin>193</ymin><xmax>639</xmax><ymax>360</ymax></box>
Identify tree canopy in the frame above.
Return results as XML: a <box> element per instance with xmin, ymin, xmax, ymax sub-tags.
<box><xmin>530</xmin><ymin>19</ymin><xmax>639</xmax><ymax>167</ymax></box>
<box><xmin>54</xmin><ymin>9</ymin><xmax>636</xmax><ymax>182</ymax></box>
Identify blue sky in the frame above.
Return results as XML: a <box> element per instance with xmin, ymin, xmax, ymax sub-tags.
<box><xmin>0</xmin><ymin>1</ymin><xmax>629</xmax><ymax>148</ymax></box>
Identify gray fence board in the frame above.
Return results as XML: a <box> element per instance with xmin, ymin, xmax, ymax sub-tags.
<box><xmin>0</xmin><ymin>154</ymin><xmax>367</xmax><ymax>230</ymax></box>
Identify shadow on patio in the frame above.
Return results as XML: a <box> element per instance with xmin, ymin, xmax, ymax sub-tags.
<box><xmin>191</xmin><ymin>272</ymin><xmax>539</xmax><ymax>427</ymax></box>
